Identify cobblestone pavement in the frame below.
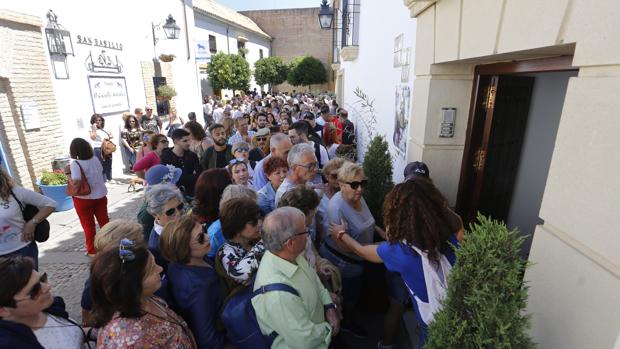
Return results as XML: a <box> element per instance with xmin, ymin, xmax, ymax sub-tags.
<box><xmin>38</xmin><ymin>175</ymin><xmax>144</xmax><ymax>322</ymax></box>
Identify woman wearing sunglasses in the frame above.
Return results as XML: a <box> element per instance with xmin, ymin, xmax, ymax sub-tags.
<box><xmin>0</xmin><ymin>256</ymin><xmax>89</xmax><ymax>349</ymax></box>
<box><xmin>216</xmin><ymin>198</ymin><xmax>264</xmax><ymax>296</ymax></box>
<box><xmin>231</xmin><ymin>141</ymin><xmax>255</xmax><ymax>180</ymax></box>
<box><xmin>319</xmin><ymin>161</ymin><xmax>385</xmax><ymax>337</ymax></box>
<box><xmin>144</xmin><ymin>183</ymin><xmax>186</xmax><ymax>272</ymax></box>
<box><xmin>160</xmin><ymin>215</ymin><xmax>225</xmax><ymax>349</ymax></box>
<box><xmin>133</xmin><ymin>133</ymin><xmax>169</xmax><ymax>175</ymax></box>
<box><xmin>91</xmin><ymin>240</ymin><xmax>196</xmax><ymax>349</ymax></box>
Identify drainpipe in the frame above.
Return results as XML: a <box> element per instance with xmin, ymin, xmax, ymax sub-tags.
<box><xmin>226</xmin><ymin>26</ymin><xmax>230</xmax><ymax>53</ymax></box>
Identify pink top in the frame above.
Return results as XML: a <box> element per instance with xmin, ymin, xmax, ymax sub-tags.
<box><xmin>133</xmin><ymin>151</ymin><xmax>160</xmax><ymax>173</ymax></box>
<box><xmin>97</xmin><ymin>297</ymin><xmax>196</xmax><ymax>349</ymax></box>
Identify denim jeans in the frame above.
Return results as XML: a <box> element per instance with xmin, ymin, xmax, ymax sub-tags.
<box><xmin>5</xmin><ymin>242</ymin><xmax>39</xmax><ymax>270</ymax></box>
<box><xmin>94</xmin><ymin>147</ymin><xmax>112</xmax><ymax>181</ymax></box>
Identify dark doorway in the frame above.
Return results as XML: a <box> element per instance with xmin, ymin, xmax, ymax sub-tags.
<box><xmin>456</xmin><ymin>56</ymin><xmax>577</xmax><ymax>231</ymax></box>
<box><xmin>456</xmin><ymin>75</ymin><xmax>534</xmax><ymax>223</ymax></box>
<box><xmin>153</xmin><ymin>76</ymin><xmax>170</xmax><ymax>116</ymax></box>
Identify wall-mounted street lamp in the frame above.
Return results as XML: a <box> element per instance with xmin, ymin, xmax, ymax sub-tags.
<box><xmin>318</xmin><ymin>0</ymin><xmax>334</xmax><ymax>29</ymax></box>
<box><xmin>152</xmin><ymin>14</ymin><xmax>181</xmax><ymax>47</ymax></box>
<box><xmin>45</xmin><ymin>10</ymin><xmax>74</xmax><ymax>56</ymax></box>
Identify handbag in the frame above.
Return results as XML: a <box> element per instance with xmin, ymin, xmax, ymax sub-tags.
<box><xmin>10</xmin><ymin>191</ymin><xmax>50</xmax><ymax>243</ymax></box>
<box><xmin>66</xmin><ymin>161</ymin><xmax>92</xmax><ymax>196</ymax></box>
<box><xmin>101</xmin><ymin>130</ymin><xmax>117</xmax><ymax>156</ymax></box>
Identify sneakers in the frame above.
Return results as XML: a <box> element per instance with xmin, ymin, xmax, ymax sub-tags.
<box><xmin>341</xmin><ymin>321</ymin><xmax>367</xmax><ymax>338</ymax></box>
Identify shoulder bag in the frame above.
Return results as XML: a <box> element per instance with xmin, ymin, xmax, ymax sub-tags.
<box><xmin>66</xmin><ymin>161</ymin><xmax>92</xmax><ymax>196</ymax></box>
<box><xmin>101</xmin><ymin>130</ymin><xmax>117</xmax><ymax>156</ymax></box>
<box><xmin>10</xmin><ymin>190</ymin><xmax>51</xmax><ymax>243</ymax></box>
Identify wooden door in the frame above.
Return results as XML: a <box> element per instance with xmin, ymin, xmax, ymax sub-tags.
<box><xmin>456</xmin><ymin>75</ymin><xmax>534</xmax><ymax>224</ymax></box>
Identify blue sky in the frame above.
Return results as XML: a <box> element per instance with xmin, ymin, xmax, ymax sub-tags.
<box><xmin>217</xmin><ymin>0</ymin><xmax>321</xmax><ymax>11</ymax></box>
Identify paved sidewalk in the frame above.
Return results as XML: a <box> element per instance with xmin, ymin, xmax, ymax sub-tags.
<box><xmin>38</xmin><ymin>174</ymin><xmax>145</xmax><ymax>322</ymax></box>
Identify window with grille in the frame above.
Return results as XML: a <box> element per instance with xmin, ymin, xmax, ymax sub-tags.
<box><xmin>208</xmin><ymin>35</ymin><xmax>217</xmax><ymax>53</ymax></box>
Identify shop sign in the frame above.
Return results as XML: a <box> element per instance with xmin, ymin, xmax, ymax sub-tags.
<box><xmin>76</xmin><ymin>35</ymin><xmax>123</xmax><ymax>51</ymax></box>
<box><xmin>196</xmin><ymin>41</ymin><xmax>211</xmax><ymax>62</ymax></box>
<box><xmin>20</xmin><ymin>102</ymin><xmax>41</xmax><ymax>130</ymax></box>
<box><xmin>87</xmin><ymin>76</ymin><xmax>129</xmax><ymax>115</ymax></box>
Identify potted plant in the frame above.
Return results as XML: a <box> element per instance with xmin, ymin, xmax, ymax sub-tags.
<box><xmin>425</xmin><ymin>214</ymin><xmax>534</xmax><ymax>348</ymax></box>
<box><xmin>159</xmin><ymin>53</ymin><xmax>175</xmax><ymax>62</ymax></box>
<box><xmin>156</xmin><ymin>85</ymin><xmax>177</xmax><ymax>101</ymax></box>
<box><xmin>38</xmin><ymin>170</ymin><xmax>73</xmax><ymax>212</ymax></box>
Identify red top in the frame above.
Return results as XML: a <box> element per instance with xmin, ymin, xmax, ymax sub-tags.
<box><xmin>133</xmin><ymin>151</ymin><xmax>160</xmax><ymax>173</ymax></box>
<box><xmin>323</xmin><ymin>116</ymin><xmax>343</xmax><ymax>144</ymax></box>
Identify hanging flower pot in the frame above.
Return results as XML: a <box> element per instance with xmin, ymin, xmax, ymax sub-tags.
<box><xmin>156</xmin><ymin>85</ymin><xmax>176</xmax><ymax>101</ymax></box>
<box><xmin>159</xmin><ymin>54</ymin><xmax>175</xmax><ymax>62</ymax></box>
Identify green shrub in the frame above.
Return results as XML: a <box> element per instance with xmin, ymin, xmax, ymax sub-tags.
<box><xmin>40</xmin><ymin>170</ymin><xmax>68</xmax><ymax>185</ymax></box>
<box><xmin>156</xmin><ymin>85</ymin><xmax>176</xmax><ymax>99</ymax></box>
<box><xmin>426</xmin><ymin>214</ymin><xmax>534</xmax><ymax>349</ymax></box>
<box><xmin>287</xmin><ymin>55</ymin><xmax>327</xmax><ymax>90</ymax></box>
<box><xmin>207</xmin><ymin>52</ymin><xmax>251</xmax><ymax>92</ymax></box>
<box><xmin>254</xmin><ymin>57</ymin><xmax>288</xmax><ymax>87</ymax></box>
<box><xmin>362</xmin><ymin>135</ymin><xmax>393</xmax><ymax>228</ymax></box>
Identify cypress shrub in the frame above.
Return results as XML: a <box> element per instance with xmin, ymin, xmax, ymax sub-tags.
<box><xmin>362</xmin><ymin>135</ymin><xmax>393</xmax><ymax>228</ymax></box>
<box><xmin>426</xmin><ymin>214</ymin><xmax>534</xmax><ymax>349</ymax></box>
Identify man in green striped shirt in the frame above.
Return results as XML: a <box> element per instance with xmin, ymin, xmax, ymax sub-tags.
<box><xmin>252</xmin><ymin>207</ymin><xmax>340</xmax><ymax>348</ymax></box>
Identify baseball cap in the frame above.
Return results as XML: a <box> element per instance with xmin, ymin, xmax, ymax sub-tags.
<box><xmin>145</xmin><ymin>164</ymin><xmax>182</xmax><ymax>185</ymax></box>
<box><xmin>404</xmin><ymin>161</ymin><xmax>430</xmax><ymax>180</ymax></box>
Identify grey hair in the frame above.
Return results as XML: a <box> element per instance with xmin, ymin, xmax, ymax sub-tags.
<box><xmin>269</xmin><ymin>132</ymin><xmax>289</xmax><ymax>149</ymax></box>
<box><xmin>287</xmin><ymin>143</ymin><xmax>315</xmax><ymax>167</ymax></box>
<box><xmin>262</xmin><ymin>207</ymin><xmax>305</xmax><ymax>252</ymax></box>
<box><xmin>219</xmin><ymin>184</ymin><xmax>257</xmax><ymax>211</ymax></box>
<box><xmin>145</xmin><ymin>183</ymin><xmax>184</xmax><ymax>216</ymax></box>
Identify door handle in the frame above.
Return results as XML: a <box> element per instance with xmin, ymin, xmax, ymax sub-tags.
<box><xmin>473</xmin><ymin>149</ymin><xmax>486</xmax><ymax>172</ymax></box>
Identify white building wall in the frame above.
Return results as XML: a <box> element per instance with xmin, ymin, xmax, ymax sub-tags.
<box><xmin>194</xmin><ymin>14</ymin><xmax>270</xmax><ymax>98</ymax></box>
<box><xmin>337</xmin><ymin>0</ymin><xmax>416</xmax><ymax>182</ymax></box>
<box><xmin>6</xmin><ymin>0</ymin><xmax>203</xmax><ymax>177</ymax></box>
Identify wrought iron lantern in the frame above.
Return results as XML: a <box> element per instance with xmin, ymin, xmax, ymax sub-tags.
<box><xmin>162</xmin><ymin>14</ymin><xmax>181</xmax><ymax>40</ymax></box>
<box><xmin>152</xmin><ymin>14</ymin><xmax>181</xmax><ymax>47</ymax></box>
<box><xmin>318</xmin><ymin>0</ymin><xmax>334</xmax><ymax>29</ymax></box>
<box><xmin>44</xmin><ymin>10</ymin><xmax>74</xmax><ymax>56</ymax></box>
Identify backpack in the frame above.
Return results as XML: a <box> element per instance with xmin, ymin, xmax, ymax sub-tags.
<box><xmin>220</xmin><ymin>283</ymin><xmax>299</xmax><ymax>349</ymax></box>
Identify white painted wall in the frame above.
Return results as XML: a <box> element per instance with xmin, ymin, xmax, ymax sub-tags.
<box><xmin>338</xmin><ymin>0</ymin><xmax>416</xmax><ymax>182</ymax></box>
<box><xmin>194</xmin><ymin>14</ymin><xmax>270</xmax><ymax>98</ymax></box>
<box><xmin>506</xmin><ymin>70</ymin><xmax>577</xmax><ymax>256</ymax></box>
<box><xmin>7</xmin><ymin>0</ymin><xmax>203</xmax><ymax>177</ymax></box>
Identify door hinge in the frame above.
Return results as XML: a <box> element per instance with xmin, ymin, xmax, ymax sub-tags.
<box><xmin>473</xmin><ymin>148</ymin><xmax>486</xmax><ymax>172</ymax></box>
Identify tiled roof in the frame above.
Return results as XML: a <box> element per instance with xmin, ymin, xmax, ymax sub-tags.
<box><xmin>193</xmin><ymin>0</ymin><xmax>271</xmax><ymax>39</ymax></box>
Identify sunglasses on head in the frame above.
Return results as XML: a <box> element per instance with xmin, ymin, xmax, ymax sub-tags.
<box><xmin>164</xmin><ymin>203</ymin><xmax>185</xmax><ymax>217</ymax></box>
<box><xmin>15</xmin><ymin>272</ymin><xmax>48</xmax><ymax>302</ymax></box>
<box><xmin>347</xmin><ymin>179</ymin><xmax>368</xmax><ymax>190</ymax></box>
<box><xmin>234</xmin><ymin>147</ymin><xmax>250</xmax><ymax>153</ymax></box>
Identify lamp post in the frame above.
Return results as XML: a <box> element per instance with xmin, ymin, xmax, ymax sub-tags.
<box><xmin>318</xmin><ymin>0</ymin><xmax>334</xmax><ymax>29</ymax></box>
<box><xmin>152</xmin><ymin>14</ymin><xmax>181</xmax><ymax>47</ymax></box>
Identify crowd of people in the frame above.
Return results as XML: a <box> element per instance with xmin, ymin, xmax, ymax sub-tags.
<box><xmin>0</xmin><ymin>91</ymin><xmax>464</xmax><ymax>349</ymax></box>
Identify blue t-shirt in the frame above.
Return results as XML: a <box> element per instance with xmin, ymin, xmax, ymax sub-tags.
<box><xmin>377</xmin><ymin>235</ymin><xmax>459</xmax><ymax>343</ymax></box>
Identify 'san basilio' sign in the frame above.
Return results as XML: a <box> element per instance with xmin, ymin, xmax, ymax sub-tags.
<box><xmin>75</xmin><ymin>35</ymin><xmax>123</xmax><ymax>51</ymax></box>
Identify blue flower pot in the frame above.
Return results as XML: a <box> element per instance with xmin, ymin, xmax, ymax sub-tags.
<box><xmin>37</xmin><ymin>182</ymin><xmax>73</xmax><ymax>212</ymax></box>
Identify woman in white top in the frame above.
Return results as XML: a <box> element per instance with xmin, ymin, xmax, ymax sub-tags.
<box><xmin>89</xmin><ymin>113</ymin><xmax>113</xmax><ymax>182</ymax></box>
<box><xmin>0</xmin><ymin>256</ymin><xmax>90</xmax><ymax>349</ymax></box>
<box><xmin>0</xmin><ymin>168</ymin><xmax>56</xmax><ymax>270</ymax></box>
<box><xmin>68</xmin><ymin>138</ymin><xmax>109</xmax><ymax>257</ymax></box>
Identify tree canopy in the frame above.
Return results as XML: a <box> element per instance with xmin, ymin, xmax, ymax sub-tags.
<box><xmin>254</xmin><ymin>57</ymin><xmax>288</xmax><ymax>87</ymax></box>
<box><xmin>207</xmin><ymin>52</ymin><xmax>251</xmax><ymax>92</ymax></box>
<box><xmin>287</xmin><ymin>55</ymin><xmax>327</xmax><ymax>89</ymax></box>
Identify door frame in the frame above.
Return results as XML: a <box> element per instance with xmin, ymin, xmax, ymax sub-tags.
<box><xmin>455</xmin><ymin>55</ymin><xmax>577</xmax><ymax>221</ymax></box>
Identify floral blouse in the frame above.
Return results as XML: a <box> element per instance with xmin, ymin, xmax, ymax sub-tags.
<box><xmin>217</xmin><ymin>240</ymin><xmax>265</xmax><ymax>286</ymax></box>
<box><xmin>97</xmin><ymin>296</ymin><xmax>196</xmax><ymax>349</ymax></box>
<box><xmin>121</xmin><ymin>128</ymin><xmax>142</xmax><ymax>150</ymax></box>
